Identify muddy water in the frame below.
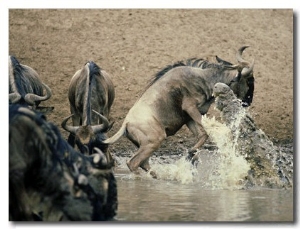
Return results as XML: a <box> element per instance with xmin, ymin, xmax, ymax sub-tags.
<box><xmin>114</xmin><ymin>159</ymin><xmax>293</xmax><ymax>222</ymax></box>
<box><xmin>112</xmin><ymin>114</ymin><xmax>293</xmax><ymax>222</ymax></box>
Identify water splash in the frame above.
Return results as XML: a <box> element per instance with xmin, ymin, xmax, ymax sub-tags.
<box><xmin>201</xmin><ymin>115</ymin><xmax>250</xmax><ymax>189</ymax></box>
<box><xmin>113</xmin><ymin>154</ymin><xmax>198</xmax><ymax>184</ymax></box>
<box><xmin>150</xmin><ymin>157</ymin><xmax>198</xmax><ymax>184</ymax></box>
<box><xmin>211</xmin><ymin>82</ymin><xmax>292</xmax><ymax>188</ymax></box>
<box><xmin>113</xmin><ymin>104</ymin><xmax>292</xmax><ymax>189</ymax></box>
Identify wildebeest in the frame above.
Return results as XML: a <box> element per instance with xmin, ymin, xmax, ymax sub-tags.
<box><xmin>9</xmin><ymin>105</ymin><xmax>117</xmax><ymax>221</ymax></box>
<box><xmin>9</xmin><ymin>55</ymin><xmax>54</xmax><ymax>113</ymax></box>
<box><xmin>102</xmin><ymin>46</ymin><xmax>255</xmax><ymax>178</ymax></box>
<box><xmin>61</xmin><ymin>61</ymin><xmax>115</xmax><ymax>155</ymax></box>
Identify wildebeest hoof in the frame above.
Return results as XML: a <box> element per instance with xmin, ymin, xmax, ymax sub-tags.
<box><xmin>126</xmin><ymin>160</ymin><xmax>139</xmax><ymax>173</ymax></box>
<box><xmin>149</xmin><ymin>170</ymin><xmax>157</xmax><ymax>179</ymax></box>
<box><xmin>186</xmin><ymin>149</ymin><xmax>197</xmax><ymax>161</ymax></box>
<box><xmin>185</xmin><ymin>154</ymin><xmax>192</xmax><ymax>162</ymax></box>
<box><xmin>191</xmin><ymin>154</ymin><xmax>200</xmax><ymax>167</ymax></box>
<box><xmin>188</xmin><ymin>148</ymin><xmax>197</xmax><ymax>155</ymax></box>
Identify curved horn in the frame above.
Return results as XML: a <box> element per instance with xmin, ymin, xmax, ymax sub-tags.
<box><xmin>92</xmin><ymin>147</ymin><xmax>108</xmax><ymax>166</ymax></box>
<box><xmin>24</xmin><ymin>83</ymin><xmax>52</xmax><ymax>105</ymax></box>
<box><xmin>241</xmin><ymin>58</ymin><xmax>255</xmax><ymax>77</ymax></box>
<box><xmin>61</xmin><ymin>114</ymin><xmax>79</xmax><ymax>134</ymax></box>
<box><xmin>91</xmin><ymin>110</ymin><xmax>109</xmax><ymax>133</ymax></box>
<box><xmin>235</xmin><ymin>46</ymin><xmax>255</xmax><ymax>76</ymax></box>
<box><xmin>236</xmin><ymin>46</ymin><xmax>250</xmax><ymax>65</ymax></box>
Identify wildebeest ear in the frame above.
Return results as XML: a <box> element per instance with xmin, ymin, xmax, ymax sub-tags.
<box><xmin>35</xmin><ymin>106</ymin><xmax>54</xmax><ymax>114</ymax></box>
<box><xmin>215</xmin><ymin>56</ymin><xmax>233</xmax><ymax>66</ymax></box>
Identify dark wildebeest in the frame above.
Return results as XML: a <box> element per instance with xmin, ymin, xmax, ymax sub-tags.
<box><xmin>9</xmin><ymin>55</ymin><xmax>54</xmax><ymax>113</ymax></box>
<box><xmin>61</xmin><ymin>61</ymin><xmax>115</xmax><ymax>155</ymax></box>
<box><xmin>102</xmin><ymin>46</ymin><xmax>255</xmax><ymax>178</ymax></box>
<box><xmin>9</xmin><ymin>105</ymin><xmax>117</xmax><ymax>221</ymax></box>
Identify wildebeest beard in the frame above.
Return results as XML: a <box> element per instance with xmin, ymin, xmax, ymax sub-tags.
<box><xmin>75</xmin><ymin>126</ymin><xmax>109</xmax><ymax>155</ymax></box>
<box><xmin>242</xmin><ymin>76</ymin><xmax>254</xmax><ymax>107</ymax></box>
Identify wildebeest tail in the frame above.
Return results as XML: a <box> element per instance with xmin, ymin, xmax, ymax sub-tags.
<box><xmin>86</xmin><ymin>61</ymin><xmax>101</xmax><ymax>125</ymax></box>
<box><xmin>102</xmin><ymin>122</ymin><xmax>126</xmax><ymax>144</ymax></box>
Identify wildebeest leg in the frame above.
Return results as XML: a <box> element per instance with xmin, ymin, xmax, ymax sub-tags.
<box><xmin>140</xmin><ymin>158</ymin><xmax>158</xmax><ymax>179</ymax></box>
<box><xmin>182</xmin><ymin>100</ymin><xmax>208</xmax><ymax>158</ymax></box>
<box><xmin>127</xmin><ymin>146</ymin><xmax>160</xmax><ymax>179</ymax></box>
<box><xmin>186</xmin><ymin>120</ymin><xmax>208</xmax><ymax>150</ymax></box>
<box><xmin>126</xmin><ymin>123</ymin><xmax>165</xmax><ymax>178</ymax></box>
<box><xmin>186</xmin><ymin>120</ymin><xmax>207</xmax><ymax>164</ymax></box>
<box><xmin>140</xmin><ymin>158</ymin><xmax>150</xmax><ymax>171</ymax></box>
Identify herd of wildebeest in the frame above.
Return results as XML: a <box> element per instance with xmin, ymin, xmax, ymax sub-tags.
<box><xmin>9</xmin><ymin>46</ymin><xmax>256</xmax><ymax>221</ymax></box>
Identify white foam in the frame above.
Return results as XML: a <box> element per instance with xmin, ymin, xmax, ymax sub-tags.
<box><xmin>201</xmin><ymin>115</ymin><xmax>250</xmax><ymax>189</ymax></box>
<box><xmin>150</xmin><ymin>157</ymin><xmax>198</xmax><ymax>184</ymax></box>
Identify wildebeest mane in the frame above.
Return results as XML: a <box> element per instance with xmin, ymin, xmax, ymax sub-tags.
<box><xmin>9</xmin><ymin>105</ymin><xmax>67</xmax><ymax>170</ymax></box>
<box><xmin>10</xmin><ymin>105</ymin><xmax>91</xmax><ymax>191</ymax></box>
<box><xmin>143</xmin><ymin>58</ymin><xmax>227</xmax><ymax>94</ymax></box>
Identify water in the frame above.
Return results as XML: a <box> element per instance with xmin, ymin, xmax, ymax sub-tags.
<box><xmin>115</xmin><ymin>168</ymin><xmax>293</xmax><ymax>222</ymax></box>
<box><xmin>111</xmin><ymin>113</ymin><xmax>293</xmax><ymax>222</ymax></box>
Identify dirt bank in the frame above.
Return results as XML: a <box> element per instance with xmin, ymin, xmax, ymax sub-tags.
<box><xmin>9</xmin><ymin>9</ymin><xmax>293</xmax><ymax>155</ymax></box>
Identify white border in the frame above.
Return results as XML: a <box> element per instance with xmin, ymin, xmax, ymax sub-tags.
<box><xmin>2</xmin><ymin>1</ymin><xmax>298</xmax><ymax>228</ymax></box>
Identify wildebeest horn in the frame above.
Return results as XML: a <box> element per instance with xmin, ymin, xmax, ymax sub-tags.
<box><xmin>241</xmin><ymin>58</ymin><xmax>255</xmax><ymax>77</ymax></box>
<box><xmin>235</xmin><ymin>46</ymin><xmax>255</xmax><ymax>77</ymax></box>
<box><xmin>24</xmin><ymin>83</ymin><xmax>52</xmax><ymax>105</ymax></box>
<box><xmin>92</xmin><ymin>147</ymin><xmax>108</xmax><ymax>166</ymax></box>
<box><xmin>91</xmin><ymin>110</ymin><xmax>109</xmax><ymax>133</ymax></box>
<box><xmin>236</xmin><ymin>46</ymin><xmax>250</xmax><ymax>65</ymax></box>
<box><xmin>61</xmin><ymin>114</ymin><xmax>79</xmax><ymax>134</ymax></box>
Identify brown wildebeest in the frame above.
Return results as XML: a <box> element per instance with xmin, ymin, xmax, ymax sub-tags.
<box><xmin>103</xmin><ymin>46</ymin><xmax>255</xmax><ymax>178</ymax></box>
<box><xmin>61</xmin><ymin>61</ymin><xmax>115</xmax><ymax>155</ymax></box>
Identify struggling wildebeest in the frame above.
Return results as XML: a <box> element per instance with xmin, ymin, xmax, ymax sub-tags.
<box><xmin>102</xmin><ymin>46</ymin><xmax>255</xmax><ymax>178</ymax></box>
<box><xmin>61</xmin><ymin>61</ymin><xmax>115</xmax><ymax>155</ymax></box>
<box><xmin>9</xmin><ymin>105</ymin><xmax>117</xmax><ymax>221</ymax></box>
<box><xmin>9</xmin><ymin>55</ymin><xmax>54</xmax><ymax>113</ymax></box>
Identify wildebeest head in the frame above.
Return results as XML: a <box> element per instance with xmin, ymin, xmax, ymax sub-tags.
<box><xmin>61</xmin><ymin>110</ymin><xmax>111</xmax><ymax>155</ymax></box>
<box><xmin>216</xmin><ymin>46</ymin><xmax>255</xmax><ymax>107</ymax></box>
<box><xmin>64</xmin><ymin>147</ymin><xmax>117</xmax><ymax>221</ymax></box>
<box><xmin>9</xmin><ymin>55</ymin><xmax>54</xmax><ymax>113</ymax></box>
